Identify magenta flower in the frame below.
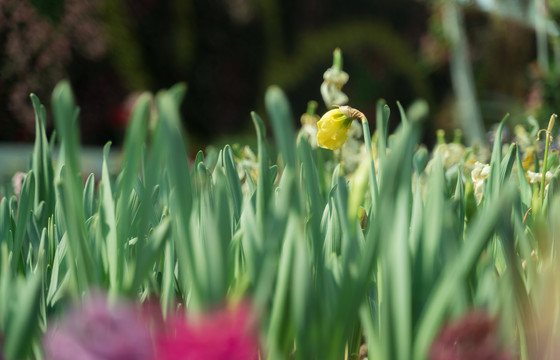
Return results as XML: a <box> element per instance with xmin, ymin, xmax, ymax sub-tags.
<box><xmin>43</xmin><ymin>294</ymin><xmax>155</xmax><ymax>360</ymax></box>
<box><xmin>429</xmin><ymin>311</ymin><xmax>513</xmax><ymax>360</ymax></box>
<box><xmin>156</xmin><ymin>302</ymin><xmax>260</xmax><ymax>360</ymax></box>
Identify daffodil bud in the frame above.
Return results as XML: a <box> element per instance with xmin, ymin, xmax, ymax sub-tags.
<box><xmin>316</xmin><ymin>106</ymin><xmax>364</xmax><ymax>150</ymax></box>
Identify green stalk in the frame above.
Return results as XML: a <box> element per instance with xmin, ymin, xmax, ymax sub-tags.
<box><xmin>306</xmin><ymin>100</ymin><xmax>318</xmax><ymax>116</ymax></box>
<box><xmin>333</xmin><ymin>48</ymin><xmax>343</xmax><ymax>71</ymax></box>
<box><xmin>539</xmin><ymin>114</ymin><xmax>556</xmax><ymax>205</ymax></box>
<box><xmin>361</xmin><ymin>117</ymin><xmax>379</xmax><ymax>215</ymax></box>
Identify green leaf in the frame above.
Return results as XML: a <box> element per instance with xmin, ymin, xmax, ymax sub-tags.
<box><xmin>12</xmin><ymin>171</ymin><xmax>35</xmax><ymax>273</ymax></box>
<box><xmin>486</xmin><ymin>114</ymin><xmax>509</xmax><ymax>200</ymax></box>
<box><xmin>116</xmin><ymin>93</ymin><xmax>150</xmax><ymax>241</ymax></box>
<box><xmin>127</xmin><ymin>217</ymin><xmax>171</xmax><ymax>293</ymax></box>
<box><xmin>297</xmin><ymin>137</ymin><xmax>324</xmax><ymax>267</ymax></box>
<box><xmin>157</xmin><ymin>89</ymin><xmax>201</xmax><ymax>306</ymax></box>
<box><xmin>376</xmin><ymin>100</ymin><xmax>390</xmax><ymax>173</ymax></box>
<box><xmin>222</xmin><ymin>145</ymin><xmax>243</xmax><ymax>222</ymax></box>
<box><xmin>52</xmin><ymin>81</ymin><xmax>95</xmax><ymax>291</ymax></box>
<box><xmin>31</xmin><ymin>93</ymin><xmax>55</xmax><ymax>219</ymax></box>
<box><xmin>47</xmin><ymin>234</ymin><xmax>68</xmax><ymax>306</ymax></box>
<box><xmin>99</xmin><ymin>142</ymin><xmax>121</xmax><ymax>292</ymax></box>
<box><xmin>265</xmin><ymin>86</ymin><xmax>296</xmax><ymax>169</ymax></box>
<box><xmin>251</xmin><ymin>112</ymin><xmax>271</xmax><ymax>229</ymax></box>
<box><xmin>413</xmin><ymin>186</ymin><xmax>517</xmax><ymax>360</ymax></box>
<box><xmin>0</xmin><ymin>198</ymin><xmax>11</xmax><ymax>251</ymax></box>
<box><xmin>4</xmin><ymin>272</ymin><xmax>42</xmax><ymax>360</ymax></box>
<box><xmin>83</xmin><ymin>173</ymin><xmax>96</xmax><ymax>220</ymax></box>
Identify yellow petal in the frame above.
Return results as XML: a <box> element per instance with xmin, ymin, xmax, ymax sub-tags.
<box><xmin>316</xmin><ymin>109</ymin><xmax>352</xmax><ymax>150</ymax></box>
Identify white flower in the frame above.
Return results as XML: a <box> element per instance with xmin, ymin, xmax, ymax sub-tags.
<box><xmin>526</xmin><ymin>170</ymin><xmax>553</xmax><ymax>184</ymax></box>
<box><xmin>471</xmin><ymin>161</ymin><xmax>490</xmax><ymax>204</ymax></box>
<box><xmin>320</xmin><ymin>67</ymin><xmax>349</xmax><ymax>108</ymax></box>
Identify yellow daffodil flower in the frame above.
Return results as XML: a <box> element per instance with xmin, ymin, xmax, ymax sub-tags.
<box><xmin>317</xmin><ymin>106</ymin><xmax>364</xmax><ymax>150</ymax></box>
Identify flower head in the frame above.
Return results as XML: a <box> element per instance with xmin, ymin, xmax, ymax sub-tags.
<box><xmin>43</xmin><ymin>294</ymin><xmax>154</xmax><ymax>360</ymax></box>
<box><xmin>298</xmin><ymin>100</ymin><xmax>320</xmax><ymax>148</ymax></box>
<box><xmin>430</xmin><ymin>311</ymin><xmax>513</xmax><ymax>360</ymax></box>
<box><xmin>316</xmin><ymin>106</ymin><xmax>363</xmax><ymax>150</ymax></box>
<box><xmin>471</xmin><ymin>161</ymin><xmax>490</xmax><ymax>204</ymax></box>
<box><xmin>156</xmin><ymin>302</ymin><xmax>260</xmax><ymax>360</ymax></box>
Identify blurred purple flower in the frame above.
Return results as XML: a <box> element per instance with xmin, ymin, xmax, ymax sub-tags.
<box><xmin>43</xmin><ymin>294</ymin><xmax>154</xmax><ymax>360</ymax></box>
<box><xmin>156</xmin><ymin>302</ymin><xmax>260</xmax><ymax>360</ymax></box>
<box><xmin>429</xmin><ymin>311</ymin><xmax>513</xmax><ymax>360</ymax></box>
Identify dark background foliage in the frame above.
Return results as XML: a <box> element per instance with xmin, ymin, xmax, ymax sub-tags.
<box><xmin>0</xmin><ymin>0</ymin><xmax>555</xmax><ymax>149</ymax></box>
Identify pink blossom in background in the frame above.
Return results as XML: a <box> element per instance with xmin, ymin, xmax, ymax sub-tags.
<box><xmin>156</xmin><ymin>302</ymin><xmax>261</xmax><ymax>360</ymax></box>
<box><xmin>429</xmin><ymin>311</ymin><xmax>513</xmax><ymax>360</ymax></box>
<box><xmin>43</xmin><ymin>294</ymin><xmax>155</xmax><ymax>360</ymax></box>
<box><xmin>11</xmin><ymin>171</ymin><xmax>26</xmax><ymax>199</ymax></box>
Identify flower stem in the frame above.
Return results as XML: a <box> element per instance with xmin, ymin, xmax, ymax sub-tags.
<box><xmin>361</xmin><ymin>116</ymin><xmax>379</xmax><ymax>215</ymax></box>
<box><xmin>306</xmin><ymin>100</ymin><xmax>318</xmax><ymax>116</ymax></box>
<box><xmin>539</xmin><ymin>114</ymin><xmax>556</xmax><ymax>205</ymax></box>
<box><xmin>333</xmin><ymin>48</ymin><xmax>343</xmax><ymax>71</ymax></box>
<box><xmin>436</xmin><ymin>129</ymin><xmax>445</xmax><ymax>145</ymax></box>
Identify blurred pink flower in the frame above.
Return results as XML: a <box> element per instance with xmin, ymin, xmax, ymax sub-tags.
<box><xmin>429</xmin><ymin>311</ymin><xmax>513</xmax><ymax>360</ymax></box>
<box><xmin>156</xmin><ymin>302</ymin><xmax>260</xmax><ymax>360</ymax></box>
<box><xmin>11</xmin><ymin>171</ymin><xmax>26</xmax><ymax>199</ymax></box>
<box><xmin>43</xmin><ymin>294</ymin><xmax>155</xmax><ymax>360</ymax></box>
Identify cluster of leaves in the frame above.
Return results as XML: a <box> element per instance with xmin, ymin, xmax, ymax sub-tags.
<box><xmin>0</xmin><ymin>80</ymin><xmax>559</xmax><ymax>360</ymax></box>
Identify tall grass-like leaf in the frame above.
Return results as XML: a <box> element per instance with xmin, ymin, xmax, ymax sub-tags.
<box><xmin>265</xmin><ymin>86</ymin><xmax>296</xmax><ymax>169</ymax></box>
<box><xmin>453</xmin><ymin>165</ymin><xmax>466</xmax><ymax>240</ymax></box>
<box><xmin>376</xmin><ymin>100</ymin><xmax>390</xmax><ymax>178</ymax></box>
<box><xmin>3</xmin><ymin>272</ymin><xmax>42</xmax><ymax>360</ymax></box>
<box><xmin>413</xmin><ymin>185</ymin><xmax>517</xmax><ymax>360</ymax></box>
<box><xmin>376</xmin><ymin>116</ymin><xmax>416</xmax><ymax>360</ymax></box>
<box><xmin>409</xmin><ymin>172</ymin><xmax>424</xmax><ymax>258</ymax></box>
<box><xmin>291</xmin><ymin>218</ymin><xmax>313</xmax><ymax>359</ymax></box>
<box><xmin>157</xmin><ymin>86</ymin><xmax>201</xmax><ymax>306</ymax></box>
<box><xmin>421</xmin><ymin>155</ymin><xmax>446</xmax><ymax>286</ymax></box>
<box><xmin>201</xmin><ymin>168</ymin><xmax>231</xmax><ymax>303</ymax></box>
<box><xmin>116</xmin><ymin>93</ymin><xmax>150</xmax><ymax>243</ymax></box>
<box><xmin>485</xmin><ymin>114</ymin><xmax>509</xmax><ymax>201</ymax></box>
<box><xmin>360</xmin><ymin>301</ymin><xmax>384</xmax><ymax>360</ymax></box>
<box><xmin>126</xmin><ymin>217</ymin><xmax>171</xmax><ymax>293</ymax></box>
<box><xmin>297</xmin><ymin>137</ymin><xmax>324</xmax><ymax>268</ymax></box>
<box><xmin>0</xmin><ymin>198</ymin><xmax>10</xmax><ymax>252</ymax></box>
<box><xmin>387</xmin><ymin>183</ymin><xmax>413</xmax><ymax>360</ymax></box>
<box><xmin>502</xmin><ymin>202</ymin><xmax>537</xmax><ymax>360</ymax></box>
<box><xmin>397</xmin><ymin>101</ymin><xmax>409</xmax><ymax>127</ymax></box>
<box><xmin>334</xmin><ymin>176</ymin><xmax>354</xmax><ymax>268</ymax></box>
<box><xmin>52</xmin><ymin>81</ymin><xmax>95</xmax><ymax>291</ymax></box>
<box><xmin>222</xmin><ymin>145</ymin><xmax>243</xmax><ymax>223</ymax></box>
<box><xmin>46</xmin><ymin>234</ymin><xmax>68</xmax><ymax>306</ymax></box>
<box><xmin>266</xmin><ymin>212</ymin><xmax>297</xmax><ymax>359</ymax></box>
<box><xmin>99</xmin><ymin>142</ymin><xmax>120</xmax><ymax>292</ymax></box>
<box><xmin>251</xmin><ymin>112</ymin><xmax>272</xmax><ymax>233</ymax></box>
<box><xmin>500</xmin><ymin>144</ymin><xmax>517</xmax><ymax>188</ymax></box>
<box><xmin>83</xmin><ymin>173</ymin><xmax>96</xmax><ymax>220</ymax></box>
<box><xmin>334</xmin><ymin>120</ymin><xmax>419</xmax><ymax>360</ymax></box>
<box><xmin>240</xmin><ymin>198</ymin><xmax>264</xmax><ymax>292</ymax></box>
<box><xmin>11</xmin><ymin>171</ymin><xmax>35</xmax><ymax>273</ymax></box>
<box><xmin>160</xmin><ymin>238</ymin><xmax>176</xmax><ymax>318</ymax></box>
<box><xmin>30</xmin><ymin>94</ymin><xmax>55</xmax><ymax>220</ymax></box>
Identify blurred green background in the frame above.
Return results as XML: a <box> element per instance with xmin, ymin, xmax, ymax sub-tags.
<box><xmin>1</xmin><ymin>0</ymin><xmax>559</xmax><ymax>149</ymax></box>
